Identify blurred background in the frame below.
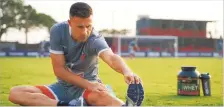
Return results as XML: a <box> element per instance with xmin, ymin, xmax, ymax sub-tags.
<box><xmin>0</xmin><ymin>0</ymin><xmax>223</xmax><ymax>57</ymax></box>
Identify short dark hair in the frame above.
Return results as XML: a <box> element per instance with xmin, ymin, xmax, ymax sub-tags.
<box><xmin>69</xmin><ymin>2</ymin><xmax>93</xmax><ymax>18</ymax></box>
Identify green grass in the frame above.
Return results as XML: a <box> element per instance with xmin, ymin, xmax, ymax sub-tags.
<box><xmin>0</xmin><ymin>57</ymin><xmax>223</xmax><ymax>106</ymax></box>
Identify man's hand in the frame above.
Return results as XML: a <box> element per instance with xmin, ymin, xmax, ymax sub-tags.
<box><xmin>87</xmin><ymin>82</ymin><xmax>108</xmax><ymax>93</ymax></box>
<box><xmin>124</xmin><ymin>72</ymin><xmax>142</xmax><ymax>84</ymax></box>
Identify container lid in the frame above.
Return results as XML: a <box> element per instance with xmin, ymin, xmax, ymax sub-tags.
<box><xmin>181</xmin><ymin>66</ymin><xmax>196</xmax><ymax>71</ymax></box>
<box><xmin>200</xmin><ymin>73</ymin><xmax>211</xmax><ymax>79</ymax></box>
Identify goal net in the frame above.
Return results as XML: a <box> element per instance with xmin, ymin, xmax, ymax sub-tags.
<box><xmin>109</xmin><ymin>36</ymin><xmax>178</xmax><ymax>57</ymax></box>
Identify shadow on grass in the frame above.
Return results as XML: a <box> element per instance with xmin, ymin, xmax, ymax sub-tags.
<box><xmin>162</xmin><ymin>94</ymin><xmax>201</xmax><ymax>99</ymax></box>
<box><xmin>143</xmin><ymin>94</ymin><xmax>222</xmax><ymax>106</ymax></box>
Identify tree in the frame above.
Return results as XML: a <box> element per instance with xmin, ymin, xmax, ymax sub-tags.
<box><xmin>35</xmin><ymin>13</ymin><xmax>56</xmax><ymax>32</ymax></box>
<box><xmin>110</xmin><ymin>29</ymin><xmax>119</xmax><ymax>35</ymax></box>
<box><xmin>18</xmin><ymin>5</ymin><xmax>56</xmax><ymax>44</ymax></box>
<box><xmin>0</xmin><ymin>0</ymin><xmax>24</xmax><ymax>39</ymax></box>
<box><xmin>99</xmin><ymin>29</ymin><xmax>110</xmax><ymax>34</ymax></box>
<box><xmin>18</xmin><ymin>5</ymin><xmax>38</xmax><ymax>44</ymax></box>
<box><xmin>0</xmin><ymin>0</ymin><xmax>56</xmax><ymax>43</ymax></box>
<box><xmin>99</xmin><ymin>28</ymin><xmax>129</xmax><ymax>36</ymax></box>
<box><xmin>120</xmin><ymin>29</ymin><xmax>129</xmax><ymax>35</ymax></box>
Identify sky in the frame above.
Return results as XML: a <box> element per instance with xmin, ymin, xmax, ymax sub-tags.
<box><xmin>1</xmin><ymin>0</ymin><xmax>223</xmax><ymax>44</ymax></box>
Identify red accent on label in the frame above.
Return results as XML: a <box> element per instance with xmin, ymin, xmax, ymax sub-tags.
<box><xmin>178</xmin><ymin>90</ymin><xmax>200</xmax><ymax>95</ymax></box>
<box><xmin>178</xmin><ymin>77</ymin><xmax>199</xmax><ymax>80</ymax></box>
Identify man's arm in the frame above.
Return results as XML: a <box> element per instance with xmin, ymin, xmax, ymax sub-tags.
<box><xmin>99</xmin><ymin>49</ymin><xmax>140</xmax><ymax>84</ymax></box>
<box><xmin>49</xmin><ymin>24</ymin><xmax>107</xmax><ymax>92</ymax></box>
<box><xmin>99</xmin><ymin>50</ymin><xmax>130</xmax><ymax>75</ymax></box>
<box><xmin>50</xmin><ymin>53</ymin><xmax>92</xmax><ymax>89</ymax></box>
<box><xmin>90</xmin><ymin>33</ymin><xmax>141</xmax><ymax>84</ymax></box>
<box><xmin>134</xmin><ymin>42</ymin><xmax>139</xmax><ymax>51</ymax></box>
<box><xmin>50</xmin><ymin>53</ymin><xmax>107</xmax><ymax>93</ymax></box>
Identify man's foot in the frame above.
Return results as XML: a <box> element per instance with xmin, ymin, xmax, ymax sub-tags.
<box><xmin>125</xmin><ymin>83</ymin><xmax>144</xmax><ymax>106</ymax></box>
<box><xmin>136</xmin><ymin>83</ymin><xmax>144</xmax><ymax>106</ymax></box>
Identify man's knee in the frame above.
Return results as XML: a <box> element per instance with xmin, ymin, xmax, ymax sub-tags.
<box><xmin>85</xmin><ymin>90</ymin><xmax>112</xmax><ymax>105</ymax></box>
<box><xmin>8</xmin><ymin>86</ymin><xmax>41</xmax><ymax>103</ymax></box>
<box><xmin>9</xmin><ymin>86</ymin><xmax>23</xmax><ymax>103</ymax></box>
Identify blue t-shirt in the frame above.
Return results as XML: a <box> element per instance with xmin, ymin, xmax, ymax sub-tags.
<box><xmin>129</xmin><ymin>40</ymin><xmax>137</xmax><ymax>51</ymax></box>
<box><xmin>50</xmin><ymin>21</ymin><xmax>111</xmax><ymax>86</ymax></box>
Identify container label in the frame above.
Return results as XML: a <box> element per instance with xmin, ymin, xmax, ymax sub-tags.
<box><xmin>178</xmin><ymin>77</ymin><xmax>200</xmax><ymax>96</ymax></box>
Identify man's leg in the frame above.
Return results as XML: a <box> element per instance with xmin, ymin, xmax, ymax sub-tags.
<box><xmin>83</xmin><ymin>90</ymin><xmax>124</xmax><ymax>106</ymax></box>
<box><xmin>82</xmin><ymin>83</ymin><xmax>144</xmax><ymax>106</ymax></box>
<box><xmin>130</xmin><ymin>53</ymin><xmax>135</xmax><ymax>59</ymax></box>
<box><xmin>128</xmin><ymin>53</ymin><xmax>133</xmax><ymax>59</ymax></box>
<box><xmin>8</xmin><ymin>85</ymin><xmax>58</xmax><ymax>106</ymax></box>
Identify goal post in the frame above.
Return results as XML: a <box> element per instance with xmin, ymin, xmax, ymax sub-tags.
<box><xmin>111</xmin><ymin>35</ymin><xmax>178</xmax><ymax>58</ymax></box>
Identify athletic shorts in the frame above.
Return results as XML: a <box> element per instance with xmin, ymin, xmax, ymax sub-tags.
<box><xmin>35</xmin><ymin>80</ymin><xmax>102</xmax><ymax>102</ymax></box>
<box><xmin>129</xmin><ymin>49</ymin><xmax>135</xmax><ymax>55</ymax></box>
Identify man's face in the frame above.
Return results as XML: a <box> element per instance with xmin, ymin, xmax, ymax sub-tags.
<box><xmin>68</xmin><ymin>15</ymin><xmax>93</xmax><ymax>42</ymax></box>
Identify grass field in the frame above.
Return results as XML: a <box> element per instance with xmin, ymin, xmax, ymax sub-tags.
<box><xmin>0</xmin><ymin>57</ymin><xmax>223</xmax><ymax>106</ymax></box>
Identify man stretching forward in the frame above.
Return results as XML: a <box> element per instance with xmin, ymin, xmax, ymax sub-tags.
<box><xmin>9</xmin><ymin>2</ymin><xmax>144</xmax><ymax>106</ymax></box>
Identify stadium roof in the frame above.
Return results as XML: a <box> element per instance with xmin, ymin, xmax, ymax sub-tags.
<box><xmin>138</xmin><ymin>15</ymin><xmax>217</xmax><ymax>22</ymax></box>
